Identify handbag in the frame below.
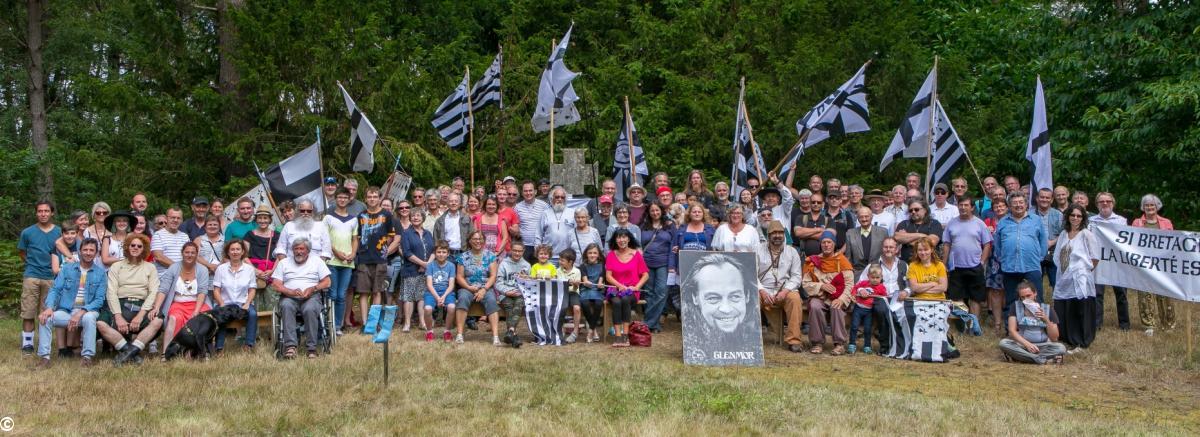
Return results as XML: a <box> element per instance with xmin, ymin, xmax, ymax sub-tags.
<box><xmin>628</xmin><ymin>321</ymin><xmax>652</xmax><ymax>347</ymax></box>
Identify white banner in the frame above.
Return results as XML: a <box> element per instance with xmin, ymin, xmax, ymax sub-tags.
<box><xmin>223</xmin><ymin>184</ymin><xmax>282</xmax><ymax>228</ymax></box>
<box><xmin>1093</xmin><ymin>222</ymin><xmax>1200</xmax><ymax>302</ymax></box>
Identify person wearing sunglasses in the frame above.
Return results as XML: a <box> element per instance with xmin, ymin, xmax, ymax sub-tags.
<box><xmin>793</xmin><ymin>193</ymin><xmax>833</xmax><ymax>258</ymax></box>
<box><xmin>895</xmin><ymin>199</ymin><xmax>943</xmax><ymax>264</ymax></box>
<box><xmin>274</xmin><ymin>199</ymin><xmax>332</xmax><ymax>262</ymax></box>
<box><xmin>929</xmin><ymin>182</ymin><xmax>959</xmax><ymax>226</ymax></box>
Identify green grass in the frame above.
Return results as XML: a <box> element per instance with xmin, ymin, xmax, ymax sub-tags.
<box><xmin>2</xmin><ymin>299</ymin><xmax>1198</xmax><ymax>435</ymax></box>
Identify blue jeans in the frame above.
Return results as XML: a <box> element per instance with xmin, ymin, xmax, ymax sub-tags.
<box><xmin>849</xmin><ymin>306</ymin><xmax>873</xmax><ymax>349</ymax></box>
<box><xmin>1041</xmin><ymin>260</ymin><xmax>1057</xmax><ymax>296</ymax></box>
<box><xmin>1002</xmin><ymin>270</ymin><xmax>1043</xmax><ymax>316</ymax></box>
<box><xmin>329</xmin><ymin>265</ymin><xmax>353</xmax><ymax>329</ymax></box>
<box><xmin>642</xmin><ymin>266</ymin><xmax>669</xmax><ymax>331</ymax></box>
<box><xmin>39</xmin><ymin>310</ymin><xmax>98</xmax><ymax>358</ymax></box>
<box><xmin>215</xmin><ymin>303</ymin><xmax>257</xmax><ymax>349</ymax></box>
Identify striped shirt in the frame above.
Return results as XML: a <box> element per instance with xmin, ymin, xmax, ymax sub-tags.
<box><xmin>151</xmin><ymin>229</ymin><xmax>191</xmax><ymax>274</ymax></box>
<box><xmin>514</xmin><ymin>199</ymin><xmax>549</xmax><ymax>245</ymax></box>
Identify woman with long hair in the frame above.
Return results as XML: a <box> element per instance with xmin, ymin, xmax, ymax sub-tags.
<box><xmin>473</xmin><ymin>196</ymin><xmax>510</xmax><ymax>256</ymax></box>
<box><xmin>639</xmin><ymin>202</ymin><xmax>677</xmax><ymax>333</ymax></box>
<box><xmin>1052</xmin><ymin>204</ymin><xmax>1099</xmax><ymax>352</ymax></box>
<box><xmin>907</xmin><ymin>237</ymin><xmax>948</xmax><ymax>301</ymax></box>
<box><xmin>150</xmin><ymin>242</ymin><xmax>213</xmax><ymax>360</ymax></box>
<box><xmin>605</xmin><ymin>228</ymin><xmax>648</xmax><ymax>347</ymax></box>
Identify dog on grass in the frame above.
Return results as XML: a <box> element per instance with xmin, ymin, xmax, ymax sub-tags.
<box><xmin>164</xmin><ymin>305</ymin><xmax>248</xmax><ymax>361</ymax></box>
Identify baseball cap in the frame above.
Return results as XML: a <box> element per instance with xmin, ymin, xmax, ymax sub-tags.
<box><xmin>502</xmin><ymin>176</ymin><xmax>516</xmax><ymax>183</ymax></box>
<box><xmin>599</xmin><ymin>195</ymin><xmax>613</xmax><ymax>205</ymax></box>
<box><xmin>192</xmin><ymin>196</ymin><xmax>209</xmax><ymax>205</ymax></box>
<box><xmin>324</xmin><ymin>176</ymin><xmax>338</xmax><ymax>185</ymax></box>
<box><xmin>656</xmin><ymin>186</ymin><xmax>672</xmax><ymax>196</ymax></box>
<box><xmin>933</xmin><ymin>182</ymin><xmax>949</xmax><ymax>193</ymax></box>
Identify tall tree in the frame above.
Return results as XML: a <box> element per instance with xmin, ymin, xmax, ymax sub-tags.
<box><xmin>25</xmin><ymin>0</ymin><xmax>51</xmax><ymax>202</ymax></box>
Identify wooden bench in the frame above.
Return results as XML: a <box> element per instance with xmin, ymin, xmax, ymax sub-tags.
<box><xmin>600</xmin><ymin>299</ymin><xmax>647</xmax><ymax>342</ymax></box>
<box><xmin>225</xmin><ymin>311</ymin><xmax>274</xmax><ymax>342</ymax></box>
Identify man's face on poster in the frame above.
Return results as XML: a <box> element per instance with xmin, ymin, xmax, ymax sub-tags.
<box><xmin>695</xmin><ymin>263</ymin><xmax>746</xmax><ymax>334</ymax></box>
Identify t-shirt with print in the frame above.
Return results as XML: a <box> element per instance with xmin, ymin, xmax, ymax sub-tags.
<box><xmin>426</xmin><ymin>260</ymin><xmax>456</xmax><ymax>294</ymax></box>
<box><xmin>458</xmin><ymin>250</ymin><xmax>497</xmax><ymax>287</ymax></box>
<box><xmin>356</xmin><ymin>209</ymin><xmax>395</xmax><ymax>265</ymax></box>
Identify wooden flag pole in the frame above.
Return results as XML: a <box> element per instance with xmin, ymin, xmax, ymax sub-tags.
<box><xmin>731</xmin><ymin>78</ymin><xmax>748</xmax><ymax>189</ymax></box>
<box><xmin>497</xmin><ymin>43</ymin><xmax>507</xmax><ymax>177</ymax></box>
<box><xmin>1188</xmin><ymin>304</ymin><xmax>1194</xmax><ymax>362</ymax></box>
<box><xmin>740</xmin><ymin>77</ymin><xmax>767</xmax><ymax>181</ymax></box>
<box><xmin>623</xmin><ymin>96</ymin><xmax>637</xmax><ymax>184</ymax></box>
<box><xmin>465</xmin><ymin>65</ymin><xmax>476</xmax><ymax>190</ymax></box>
<box><xmin>924</xmin><ymin>56</ymin><xmax>939</xmax><ymax>196</ymax></box>
<box><xmin>549</xmin><ymin>38</ymin><xmax>557</xmax><ymax>164</ymax></box>
<box><xmin>771</xmin><ymin>129</ymin><xmax>812</xmax><ymax>175</ymax></box>
<box><xmin>316</xmin><ymin>126</ymin><xmax>327</xmax><ymax>214</ymax></box>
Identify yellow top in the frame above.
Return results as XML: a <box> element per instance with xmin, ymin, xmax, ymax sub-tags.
<box><xmin>907</xmin><ymin>261</ymin><xmax>947</xmax><ymax>301</ymax></box>
<box><xmin>529</xmin><ymin>263</ymin><xmax>558</xmax><ymax>280</ymax></box>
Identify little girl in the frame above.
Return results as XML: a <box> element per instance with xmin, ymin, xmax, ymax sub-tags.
<box><xmin>557</xmin><ymin>248</ymin><xmax>582</xmax><ymax>344</ymax></box>
<box><xmin>424</xmin><ymin>242</ymin><xmax>457</xmax><ymax>343</ymax></box>
<box><xmin>578</xmin><ymin>244</ymin><xmax>606</xmax><ymax>343</ymax></box>
<box><xmin>849</xmin><ymin>264</ymin><xmax>888</xmax><ymax>355</ymax></box>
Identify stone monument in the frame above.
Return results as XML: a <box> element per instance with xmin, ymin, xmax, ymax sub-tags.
<box><xmin>549</xmin><ymin>148</ymin><xmax>598</xmax><ymax>196</ymax></box>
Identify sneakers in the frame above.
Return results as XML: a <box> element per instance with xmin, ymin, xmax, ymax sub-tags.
<box><xmin>21</xmin><ymin>345</ymin><xmax>34</xmax><ymax>356</ymax></box>
<box><xmin>565</xmin><ymin>332</ymin><xmax>577</xmax><ymax>344</ymax></box>
<box><xmin>442</xmin><ymin>331</ymin><xmax>452</xmax><ymax>343</ymax></box>
<box><xmin>425</xmin><ymin>331</ymin><xmax>435</xmax><ymax>342</ymax></box>
<box><xmin>862</xmin><ymin>346</ymin><xmax>873</xmax><ymax>355</ymax></box>
<box><xmin>466</xmin><ymin>318</ymin><xmax>478</xmax><ymax>331</ymax></box>
<box><xmin>1144</xmin><ymin>328</ymin><xmax>1155</xmax><ymax>337</ymax></box>
<box><xmin>336</xmin><ymin>329</ymin><xmax>344</xmax><ymax>337</ymax></box>
<box><xmin>147</xmin><ymin>341</ymin><xmax>158</xmax><ymax>355</ymax></box>
<box><xmin>455</xmin><ymin>333</ymin><xmax>464</xmax><ymax>344</ymax></box>
<box><xmin>847</xmin><ymin>344</ymin><xmax>857</xmax><ymax>355</ymax></box>
<box><xmin>493</xmin><ymin>336</ymin><xmax>502</xmax><ymax>346</ymax></box>
<box><xmin>585</xmin><ymin>330</ymin><xmax>595</xmax><ymax>343</ymax></box>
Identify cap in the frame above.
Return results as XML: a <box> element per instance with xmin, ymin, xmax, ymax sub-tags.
<box><xmin>933</xmin><ymin>182</ymin><xmax>949</xmax><ymax>193</ymax></box>
<box><xmin>538</xmin><ymin>178</ymin><xmax>550</xmax><ymax>185</ymax></box>
<box><xmin>826</xmin><ymin>189</ymin><xmax>842</xmax><ymax>198</ymax></box>
<box><xmin>502</xmin><ymin>176</ymin><xmax>516</xmax><ymax>183</ymax></box>
<box><xmin>766</xmin><ymin>220</ymin><xmax>786</xmax><ymax>235</ymax></box>
<box><xmin>253</xmin><ymin>205</ymin><xmax>273</xmax><ymax>217</ymax></box>
<box><xmin>656</xmin><ymin>186</ymin><xmax>673</xmax><ymax>197</ymax></box>
<box><xmin>192</xmin><ymin>196</ymin><xmax>209</xmax><ymax>205</ymax></box>
<box><xmin>598</xmin><ymin>195</ymin><xmax>614</xmax><ymax>205</ymax></box>
<box><xmin>323</xmin><ymin>176</ymin><xmax>338</xmax><ymax>185</ymax></box>
<box><xmin>820</xmin><ymin>230</ymin><xmax>837</xmax><ymax>242</ymax></box>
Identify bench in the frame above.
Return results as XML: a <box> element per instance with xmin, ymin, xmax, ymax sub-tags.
<box><xmin>225</xmin><ymin>311</ymin><xmax>275</xmax><ymax>342</ymax></box>
<box><xmin>600</xmin><ymin>299</ymin><xmax>647</xmax><ymax>342</ymax></box>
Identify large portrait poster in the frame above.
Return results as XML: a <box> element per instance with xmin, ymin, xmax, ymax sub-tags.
<box><xmin>679</xmin><ymin>250</ymin><xmax>765</xmax><ymax>366</ymax></box>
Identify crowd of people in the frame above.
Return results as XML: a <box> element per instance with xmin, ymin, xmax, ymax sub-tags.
<box><xmin>16</xmin><ymin>167</ymin><xmax>1182</xmax><ymax>367</ymax></box>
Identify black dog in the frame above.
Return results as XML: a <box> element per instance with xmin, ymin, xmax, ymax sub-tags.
<box><xmin>164</xmin><ymin>304</ymin><xmax>248</xmax><ymax>361</ymax></box>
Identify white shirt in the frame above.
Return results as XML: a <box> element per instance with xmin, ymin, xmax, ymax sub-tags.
<box><xmin>443</xmin><ymin>212</ymin><xmax>463</xmax><ymax>250</ymax></box>
<box><xmin>1091</xmin><ymin>212</ymin><xmax>1127</xmax><ymax>226</ymax></box>
<box><xmin>214</xmin><ymin>261</ymin><xmax>257</xmax><ymax>305</ymax></box>
<box><xmin>711</xmin><ymin>223</ymin><xmax>761</xmax><ymax>253</ymax></box>
<box><xmin>767</xmin><ymin>183</ymin><xmax>795</xmax><ymax>228</ymax></box>
<box><xmin>872</xmin><ymin>211</ymin><xmax>897</xmax><ymax>236</ymax></box>
<box><xmin>930</xmin><ymin>202</ymin><xmax>959</xmax><ymax>226</ymax></box>
<box><xmin>885</xmin><ymin>204</ymin><xmax>909</xmax><ymax>224</ymax></box>
<box><xmin>271</xmin><ymin>255</ymin><xmax>332</xmax><ymax>290</ymax></box>
<box><xmin>540</xmin><ymin>206</ymin><xmax>575</xmax><ymax>259</ymax></box>
<box><xmin>151</xmin><ymin>228</ymin><xmax>191</xmax><ymax>273</ymax></box>
<box><xmin>274</xmin><ymin>221</ymin><xmax>333</xmax><ymax>260</ymax></box>
<box><xmin>859</xmin><ymin>257</ymin><xmax>908</xmax><ymax>303</ymax></box>
<box><xmin>1052</xmin><ymin>229</ymin><xmax>1100</xmax><ymax>300</ymax></box>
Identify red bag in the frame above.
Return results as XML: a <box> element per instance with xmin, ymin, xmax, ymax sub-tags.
<box><xmin>628</xmin><ymin>321</ymin><xmax>652</xmax><ymax>347</ymax></box>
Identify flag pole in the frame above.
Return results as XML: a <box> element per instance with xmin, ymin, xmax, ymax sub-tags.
<box><xmin>740</xmin><ymin>78</ymin><xmax>766</xmax><ymax>181</ymax></box>
<box><xmin>623</xmin><ymin>96</ymin><xmax>636</xmax><ymax>186</ymax></box>
<box><xmin>731</xmin><ymin>78</ymin><xmax>747</xmax><ymax>190</ymax></box>
<box><xmin>253</xmin><ymin>161</ymin><xmax>282</xmax><ymax>220</ymax></box>
<box><xmin>497</xmin><ymin>43</ymin><xmax>506</xmax><ymax>177</ymax></box>
<box><xmin>771</xmin><ymin>58</ymin><xmax>873</xmax><ymax>176</ymax></box>
<box><xmin>924</xmin><ymin>56</ymin><xmax>939</xmax><ymax>195</ymax></box>
<box><xmin>316</xmin><ymin>126</ymin><xmax>327</xmax><ymax>215</ymax></box>
<box><xmin>549</xmin><ymin>38</ymin><xmax>557</xmax><ymax>165</ymax></box>
<box><xmin>465</xmin><ymin>65</ymin><xmax>476</xmax><ymax>190</ymax></box>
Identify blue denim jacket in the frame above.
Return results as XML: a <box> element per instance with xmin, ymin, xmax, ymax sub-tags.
<box><xmin>1035</xmin><ymin>207</ymin><xmax>1063</xmax><ymax>250</ymax></box>
<box><xmin>44</xmin><ymin>261</ymin><xmax>107</xmax><ymax>312</ymax></box>
<box><xmin>994</xmin><ymin>214</ymin><xmax>1048</xmax><ymax>274</ymax></box>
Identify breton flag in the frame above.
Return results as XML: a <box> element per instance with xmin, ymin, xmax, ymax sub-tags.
<box><xmin>780</xmin><ymin>61</ymin><xmax>871</xmax><ymax>181</ymax></box>
<box><xmin>1026</xmin><ymin>76</ymin><xmax>1052</xmax><ymax>193</ymax></box>
<box><xmin>470</xmin><ymin>50</ymin><xmax>503</xmax><ymax>112</ymax></box>
<box><xmin>338</xmin><ymin>82</ymin><xmax>378</xmax><ymax>173</ymax></box>
<box><xmin>257</xmin><ymin>140</ymin><xmax>323</xmax><ymax>206</ymax></box>
<box><xmin>880</xmin><ymin>66</ymin><xmax>937</xmax><ymax>172</ymax></box>
<box><xmin>518</xmin><ymin>278</ymin><xmax>568</xmax><ymax>346</ymax></box>
<box><xmin>924</xmin><ymin>101</ymin><xmax>968</xmax><ymax>195</ymax></box>
<box><xmin>531</xmin><ymin>24</ymin><xmax>582</xmax><ymax>132</ymax></box>
<box><xmin>885</xmin><ymin>300</ymin><xmax>955</xmax><ymax>362</ymax></box>
<box><xmin>731</xmin><ymin>96</ymin><xmax>766</xmax><ymax>198</ymax></box>
<box><xmin>613</xmin><ymin>113</ymin><xmax>648</xmax><ymax>204</ymax></box>
<box><xmin>431</xmin><ymin>71</ymin><xmax>472</xmax><ymax>148</ymax></box>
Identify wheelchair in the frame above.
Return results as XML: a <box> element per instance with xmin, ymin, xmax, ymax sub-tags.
<box><xmin>271</xmin><ymin>289</ymin><xmax>337</xmax><ymax>359</ymax></box>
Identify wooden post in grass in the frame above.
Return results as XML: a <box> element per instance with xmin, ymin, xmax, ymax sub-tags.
<box><xmin>1188</xmin><ymin>305</ymin><xmax>1193</xmax><ymax>362</ymax></box>
<box><xmin>383</xmin><ymin>340</ymin><xmax>389</xmax><ymax>386</ymax></box>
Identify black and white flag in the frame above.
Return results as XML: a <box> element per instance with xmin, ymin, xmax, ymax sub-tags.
<box><xmin>885</xmin><ymin>300</ymin><xmax>954</xmax><ymax>362</ymax></box>
<box><xmin>781</xmin><ymin>62</ymin><xmax>871</xmax><ymax>181</ymax></box>
<box><xmin>531</xmin><ymin>24</ymin><xmax>581</xmax><ymax>133</ymax></box>
<box><xmin>518</xmin><ymin>278</ymin><xmax>568</xmax><ymax>346</ymax></box>
<box><xmin>338</xmin><ymin>83</ymin><xmax>378</xmax><ymax>173</ymax></box>
<box><xmin>613</xmin><ymin>114</ymin><xmax>648</xmax><ymax>204</ymax></box>
<box><xmin>731</xmin><ymin>98</ymin><xmax>766</xmax><ymax>198</ymax></box>
<box><xmin>880</xmin><ymin>66</ymin><xmax>936</xmax><ymax>172</ymax></box>
<box><xmin>259</xmin><ymin>140</ymin><xmax>323</xmax><ymax>206</ymax></box>
<box><xmin>471</xmin><ymin>51</ymin><xmax>503</xmax><ymax>112</ymax></box>
<box><xmin>924</xmin><ymin>101</ymin><xmax>967</xmax><ymax>194</ymax></box>
<box><xmin>1026</xmin><ymin>76</ymin><xmax>1052</xmax><ymax>193</ymax></box>
<box><xmin>431</xmin><ymin>71</ymin><xmax>472</xmax><ymax>148</ymax></box>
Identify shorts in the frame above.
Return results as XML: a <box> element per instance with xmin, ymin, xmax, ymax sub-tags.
<box><xmin>423</xmin><ymin>288</ymin><xmax>456</xmax><ymax>309</ymax></box>
<box><xmin>456</xmin><ymin>287</ymin><xmax>499</xmax><ymax>315</ymax></box>
<box><xmin>567</xmin><ymin>292</ymin><xmax>581</xmax><ymax>307</ymax></box>
<box><xmin>948</xmin><ymin>265</ymin><xmax>987</xmax><ymax>303</ymax></box>
<box><xmin>98</xmin><ymin>298</ymin><xmax>154</xmax><ymax>332</ymax></box>
<box><xmin>356</xmin><ymin>263</ymin><xmax>390</xmax><ymax>295</ymax></box>
<box><xmin>400</xmin><ymin>276</ymin><xmax>425</xmax><ymax>302</ymax></box>
<box><xmin>21</xmin><ymin>277</ymin><xmax>53</xmax><ymax>319</ymax></box>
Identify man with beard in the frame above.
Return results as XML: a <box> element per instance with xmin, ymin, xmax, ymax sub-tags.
<box><xmin>1034</xmin><ymin>188</ymin><xmax>1064</xmax><ymax>296</ymax></box>
<box><xmin>272</xmin><ymin>238</ymin><xmax>332</xmax><ymax>359</ymax></box>
<box><xmin>994</xmin><ymin>191</ymin><xmax>1048</xmax><ymax>314</ymax></box>
<box><xmin>274</xmin><ymin>199</ymin><xmax>333</xmax><ymax>262</ymax></box>
<box><xmin>895</xmin><ymin>199</ymin><xmax>943</xmax><ymax>263</ymax></box>
<box><xmin>224</xmin><ymin>197</ymin><xmax>258</xmax><ymax>241</ymax></box>
<box><xmin>539</xmin><ymin>187</ymin><xmax>576</xmax><ymax>264</ymax></box>
<box><xmin>151</xmin><ymin>208</ymin><xmax>191</xmax><ymax>274</ymax></box>
<box><xmin>756</xmin><ymin>221</ymin><xmax>805</xmax><ymax>352</ymax></box>
<box><xmin>130</xmin><ymin>193</ymin><xmax>149</xmax><ymax>216</ymax></box>
<box><xmin>514</xmin><ymin>181</ymin><xmax>549</xmax><ymax>264</ymax></box>
<box><xmin>801</xmin><ymin>231</ymin><xmax>854</xmax><ymax>355</ymax></box>
<box><xmin>823</xmin><ymin>189</ymin><xmax>853</xmax><ymax>250</ymax></box>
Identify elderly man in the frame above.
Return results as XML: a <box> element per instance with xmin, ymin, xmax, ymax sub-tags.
<box><xmin>758</xmin><ymin>171</ymin><xmax>795</xmax><ymax>228</ymax></box>
<box><xmin>942</xmin><ymin>195</ymin><xmax>992</xmax><ymax>322</ymax></box>
<box><xmin>895</xmin><ymin>199</ymin><xmax>943</xmax><ymax>263</ymax></box>
<box><xmin>225</xmin><ymin>197</ymin><xmax>258</xmax><ymax>241</ymax></box>
<box><xmin>756</xmin><ymin>221</ymin><xmax>805</xmax><ymax>352</ymax></box>
<box><xmin>929</xmin><ymin>183</ymin><xmax>959</xmax><ymax>226</ymax></box>
<box><xmin>274</xmin><ymin>200</ymin><xmax>332</xmax><ymax>262</ymax></box>
<box><xmin>272</xmin><ymin>238</ymin><xmax>332</xmax><ymax>359</ymax></box>
<box><xmin>994</xmin><ymin>191</ymin><xmax>1048</xmax><ymax>315</ymax></box>
<box><xmin>865</xmin><ymin>189</ymin><xmax>895</xmax><ymax>235</ymax></box>
<box><xmin>151</xmin><ymin>208</ymin><xmax>191</xmax><ymax>274</ymax></box>
<box><xmin>1090</xmin><ymin>192</ymin><xmax>1129</xmax><ymax>330</ymax></box>
<box><xmin>885</xmin><ymin>185</ymin><xmax>909</xmax><ymax>224</ymax></box>
<box><xmin>845</xmin><ymin>207</ymin><xmax>888</xmax><ymax>279</ymax></box>
<box><xmin>905</xmin><ymin>172</ymin><xmax>922</xmax><ymax>192</ymax></box>
<box><xmin>625</xmin><ymin>183</ymin><xmax>650</xmax><ymax>226</ymax></box>
<box><xmin>802</xmin><ymin>231</ymin><xmax>854</xmax><ymax>355</ymax></box>
<box><xmin>587</xmin><ymin>178</ymin><xmax>621</xmax><ymax>217</ymax></box>
<box><xmin>539</xmin><ymin>187</ymin><xmax>576</xmax><ymax>263</ymax></box>
<box><xmin>35</xmin><ymin>238</ymin><xmax>105</xmax><ymax>368</ymax></box>
<box><xmin>343</xmin><ymin>179</ymin><xmax>367</xmax><ymax>217</ymax></box>
<box><xmin>434</xmin><ymin>192</ymin><xmax>473</xmax><ymax>257</ymax></box>
<box><xmin>1003</xmin><ymin>175</ymin><xmax>1021</xmax><ymax>196</ymax></box>
<box><xmin>975</xmin><ymin>177</ymin><xmax>998</xmax><ymax>214</ymax></box>
<box><xmin>948</xmin><ymin>177</ymin><xmax>969</xmax><ymax>206</ymax></box>
<box><xmin>591</xmin><ymin>195</ymin><xmax>614</xmax><ymax>232</ymax></box>
<box><xmin>846</xmin><ymin>185</ymin><xmax>865</xmax><ymax>211</ymax></box>
<box><xmin>1034</xmin><ymin>188</ymin><xmax>1064</xmax><ymax>295</ymax></box>
<box><xmin>515</xmin><ymin>181</ymin><xmax>549</xmax><ymax>263</ymax></box>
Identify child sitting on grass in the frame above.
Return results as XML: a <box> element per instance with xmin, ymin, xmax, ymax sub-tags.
<box><xmin>423</xmin><ymin>242</ymin><xmax>457</xmax><ymax>343</ymax></box>
<box><xmin>848</xmin><ymin>264</ymin><xmax>887</xmax><ymax>355</ymax></box>
<box><xmin>495</xmin><ymin>242</ymin><xmax>530</xmax><ymax>348</ymax></box>
<box><xmin>556</xmin><ymin>248</ymin><xmax>582</xmax><ymax>344</ymax></box>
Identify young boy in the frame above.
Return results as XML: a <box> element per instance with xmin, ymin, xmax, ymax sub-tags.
<box><xmin>51</xmin><ymin>221</ymin><xmax>80</xmax><ymax>275</ymax></box>
<box><xmin>424</xmin><ymin>242</ymin><xmax>457</xmax><ymax>343</ymax></box>
<box><xmin>849</xmin><ymin>264</ymin><xmax>887</xmax><ymax>355</ymax></box>
<box><xmin>556</xmin><ymin>248</ymin><xmax>583</xmax><ymax>344</ymax></box>
<box><xmin>529</xmin><ymin>244</ymin><xmax>557</xmax><ymax>279</ymax></box>
<box><xmin>495</xmin><ymin>242</ymin><xmax>530</xmax><ymax>348</ymax></box>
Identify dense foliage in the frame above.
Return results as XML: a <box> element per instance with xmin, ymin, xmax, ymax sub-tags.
<box><xmin>1</xmin><ymin>0</ymin><xmax>1197</xmax><ymax>236</ymax></box>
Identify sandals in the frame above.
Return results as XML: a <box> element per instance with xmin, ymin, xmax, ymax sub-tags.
<box><xmin>283</xmin><ymin>346</ymin><xmax>297</xmax><ymax>359</ymax></box>
<box><xmin>307</xmin><ymin>349</ymin><xmax>318</xmax><ymax>359</ymax></box>
<box><xmin>830</xmin><ymin>345</ymin><xmax>845</xmax><ymax>356</ymax></box>
<box><xmin>809</xmin><ymin>345</ymin><xmax>823</xmax><ymax>354</ymax></box>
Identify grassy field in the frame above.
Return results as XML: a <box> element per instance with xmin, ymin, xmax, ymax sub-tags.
<box><xmin>2</xmin><ymin>295</ymin><xmax>1198</xmax><ymax>435</ymax></box>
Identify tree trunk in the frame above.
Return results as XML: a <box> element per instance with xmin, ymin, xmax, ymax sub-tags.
<box><xmin>217</xmin><ymin>0</ymin><xmax>247</xmax><ymax>132</ymax></box>
<box><xmin>26</xmin><ymin>0</ymin><xmax>52</xmax><ymax>202</ymax></box>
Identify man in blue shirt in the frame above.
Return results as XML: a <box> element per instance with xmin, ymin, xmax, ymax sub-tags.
<box><xmin>993</xmin><ymin>192</ymin><xmax>1048</xmax><ymax>316</ymax></box>
<box><xmin>19</xmin><ymin>201</ymin><xmax>61</xmax><ymax>355</ymax></box>
<box><xmin>35</xmin><ymin>238</ymin><xmax>106</xmax><ymax>368</ymax></box>
<box><xmin>1033</xmin><ymin>188</ymin><xmax>1064</xmax><ymax>295</ymax></box>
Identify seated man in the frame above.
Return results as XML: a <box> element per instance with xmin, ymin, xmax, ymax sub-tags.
<box><xmin>271</xmin><ymin>237</ymin><xmax>332</xmax><ymax>359</ymax></box>
<box><xmin>36</xmin><ymin>238</ymin><xmax>106</xmax><ymax>368</ymax></box>
<box><xmin>756</xmin><ymin>221</ymin><xmax>805</xmax><ymax>352</ymax></box>
<box><xmin>801</xmin><ymin>231</ymin><xmax>854</xmax><ymax>355</ymax></box>
<box><xmin>999</xmin><ymin>280</ymin><xmax>1066</xmax><ymax>364</ymax></box>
